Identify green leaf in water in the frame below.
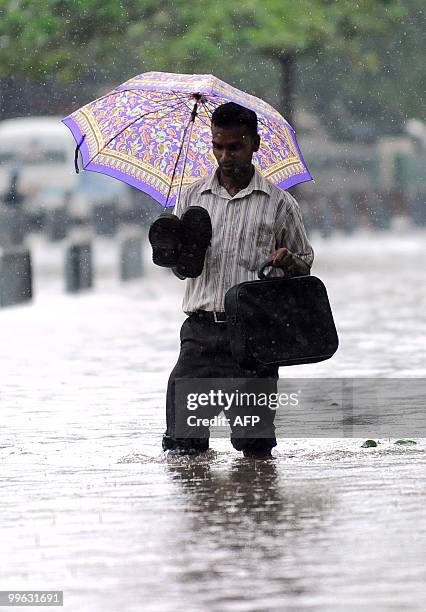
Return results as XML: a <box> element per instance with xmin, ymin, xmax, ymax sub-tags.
<box><xmin>361</xmin><ymin>439</ymin><xmax>378</xmax><ymax>448</ymax></box>
<box><xmin>394</xmin><ymin>439</ymin><xmax>417</xmax><ymax>446</ymax></box>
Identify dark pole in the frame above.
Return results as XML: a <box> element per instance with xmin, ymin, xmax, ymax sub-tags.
<box><xmin>279</xmin><ymin>51</ymin><xmax>302</xmax><ymax>198</ymax></box>
<box><xmin>279</xmin><ymin>51</ymin><xmax>296</xmax><ymax>131</ymax></box>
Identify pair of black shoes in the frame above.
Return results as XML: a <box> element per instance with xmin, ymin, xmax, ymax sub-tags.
<box><xmin>149</xmin><ymin>206</ymin><xmax>212</xmax><ymax>278</ymax></box>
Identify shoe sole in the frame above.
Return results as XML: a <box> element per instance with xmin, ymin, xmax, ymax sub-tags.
<box><xmin>175</xmin><ymin>206</ymin><xmax>212</xmax><ymax>278</ymax></box>
<box><xmin>148</xmin><ymin>214</ymin><xmax>181</xmax><ymax>267</ymax></box>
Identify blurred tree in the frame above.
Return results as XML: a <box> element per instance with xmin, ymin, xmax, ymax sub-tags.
<box><xmin>299</xmin><ymin>0</ymin><xmax>425</xmax><ymax>140</ymax></box>
<box><xmin>0</xmin><ymin>0</ymin><xmax>413</xmax><ymax>136</ymax></box>
<box><xmin>238</xmin><ymin>0</ymin><xmax>406</xmax><ymax>129</ymax></box>
<box><xmin>0</xmin><ymin>0</ymin><xmax>143</xmax><ymax>83</ymax></box>
<box><xmin>123</xmin><ymin>0</ymin><xmax>405</xmax><ymax>128</ymax></box>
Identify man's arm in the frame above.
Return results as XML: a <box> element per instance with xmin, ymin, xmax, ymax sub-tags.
<box><xmin>270</xmin><ymin>192</ymin><xmax>314</xmax><ymax>277</ymax></box>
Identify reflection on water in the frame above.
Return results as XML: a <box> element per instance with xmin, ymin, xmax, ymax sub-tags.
<box><xmin>164</xmin><ymin>457</ymin><xmax>334</xmax><ymax>609</ymax></box>
<box><xmin>161</xmin><ymin>454</ymin><xmax>426</xmax><ymax>612</ymax></box>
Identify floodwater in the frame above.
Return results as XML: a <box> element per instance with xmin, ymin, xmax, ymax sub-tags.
<box><xmin>1</xmin><ymin>225</ymin><xmax>425</xmax><ymax>611</ymax></box>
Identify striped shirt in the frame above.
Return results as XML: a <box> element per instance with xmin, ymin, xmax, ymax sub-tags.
<box><xmin>174</xmin><ymin>166</ymin><xmax>314</xmax><ymax>314</ymax></box>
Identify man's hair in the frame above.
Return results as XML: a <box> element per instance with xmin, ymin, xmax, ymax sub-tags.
<box><xmin>211</xmin><ymin>102</ymin><xmax>258</xmax><ymax>137</ymax></box>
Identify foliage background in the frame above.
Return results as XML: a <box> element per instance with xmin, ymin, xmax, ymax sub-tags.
<box><xmin>0</xmin><ymin>0</ymin><xmax>424</xmax><ymax>141</ymax></box>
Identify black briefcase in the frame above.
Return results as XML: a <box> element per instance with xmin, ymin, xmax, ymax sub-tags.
<box><xmin>224</xmin><ymin>260</ymin><xmax>339</xmax><ymax>368</ymax></box>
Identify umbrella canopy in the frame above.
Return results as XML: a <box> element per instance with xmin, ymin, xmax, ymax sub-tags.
<box><xmin>62</xmin><ymin>71</ymin><xmax>312</xmax><ymax>208</ymax></box>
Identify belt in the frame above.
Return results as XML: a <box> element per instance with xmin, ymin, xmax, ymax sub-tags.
<box><xmin>191</xmin><ymin>310</ymin><xmax>227</xmax><ymax>324</ymax></box>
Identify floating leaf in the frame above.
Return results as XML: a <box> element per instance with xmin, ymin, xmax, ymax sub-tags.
<box><xmin>361</xmin><ymin>439</ymin><xmax>377</xmax><ymax>448</ymax></box>
<box><xmin>394</xmin><ymin>439</ymin><xmax>417</xmax><ymax>446</ymax></box>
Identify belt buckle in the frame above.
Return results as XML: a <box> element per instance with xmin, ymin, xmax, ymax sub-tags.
<box><xmin>213</xmin><ymin>311</ymin><xmax>226</xmax><ymax>324</ymax></box>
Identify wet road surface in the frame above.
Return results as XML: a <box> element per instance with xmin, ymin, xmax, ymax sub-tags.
<box><xmin>1</xmin><ymin>227</ymin><xmax>425</xmax><ymax>611</ymax></box>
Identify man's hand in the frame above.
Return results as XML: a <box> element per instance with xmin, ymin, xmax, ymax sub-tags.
<box><xmin>270</xmin><ymin>248</ymin><xmax>310</xmax><ymax>276</ymax></box>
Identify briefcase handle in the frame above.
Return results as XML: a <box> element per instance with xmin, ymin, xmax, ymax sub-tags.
<box><xmin>257</xmin><ymin>259</ymin><xmax>275</xmax><ymax>280</ymax></box>
<box><xmin>258</xmin><ymin>253</ymin><xmax>313</xmax><ymax>280</ymax></box>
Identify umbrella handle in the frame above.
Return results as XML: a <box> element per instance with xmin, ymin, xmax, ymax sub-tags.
<box><xmin>175</xmin><ymin>110</ymin><xmax>196</xmax><ymax>208</ymax></box>
<box><xmin>257</xmin><ymin>259</ymin><xmax>275</xmax><ymax>279</ymax></box>
<box><xmin>257</xmin><ymin>253</ymin><xmax>312</xmax><ymax>279</ymax></box>
<box><xmin>165</xmin><ymin>101</ymin><xmax>199</xmax><ymax>208</ymax></box>
<box><xmin>74</xmin><ymin>135</ymin><xmax>86</xmax><ymax>174</ymax></box>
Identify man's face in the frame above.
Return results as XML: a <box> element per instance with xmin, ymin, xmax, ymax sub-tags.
<box><xmin>211</xmin><ymin>124</ymin><xmax>260</xmax><ymax>179</ymax></box>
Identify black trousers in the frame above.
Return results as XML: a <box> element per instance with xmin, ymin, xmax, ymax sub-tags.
<box><xmin>163</xmin><ymin>314</ymin><xmax>279</xmax><ymax>453</ymax></box>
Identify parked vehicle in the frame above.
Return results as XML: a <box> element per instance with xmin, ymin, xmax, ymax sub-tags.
<box><xmin>0</xmin><ymin>116</ymin><xmax>75</xmax><ymax>196</ymax></box>
<box><xmin>0</xmin><ymin>116</ymin><xmax>133</xmax><ymax>232</ymax></box>
<box><xmin>69</xmin><ymin>169</ymin><xmax>132</xmax><ymax>226</ymax></box>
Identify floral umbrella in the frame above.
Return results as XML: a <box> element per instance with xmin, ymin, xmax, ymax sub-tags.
<box><xmin>62</xmin><ymin>71</ymin><xmax>312</xmax><ymax>208</ymax></box>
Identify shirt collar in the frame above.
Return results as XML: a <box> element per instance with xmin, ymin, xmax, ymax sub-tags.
<box><xmin>200</xmin><ymin>166</ymin><xmax>272</xmax><ymax>198</ymax></box>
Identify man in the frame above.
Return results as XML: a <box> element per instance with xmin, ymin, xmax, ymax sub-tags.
<box><xmin>149</xmin><ymin>102</ymin><xmax>314</xmax><ymax>458</ymax></box>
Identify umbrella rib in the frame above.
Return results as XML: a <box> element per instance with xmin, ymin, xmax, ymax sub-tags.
<box><xmin>164</xmin><ymin>114</ymin><xmax>193</xmax><ymax>207</ymax></box>
<box><xmin>257</xmin><ymin>117</ymin><xmax>298</xmax><ymax>158</ymax></box>
<box><xmin>201</xmin><ymin>99</ymin><xmax>218</xmax><ymax>120</ymax></box>
<box><xmin>122</xmin><ymin>90</ymin><xmax>184</xmax><ymax>105</ymax></box>
<box><xmin>125</xmin><ymin>89</ymin><xmax>191</xmax><ymax>108</ymax></box>
<box><xmin>164</xmin><ymin>96</ymin><xmax>216</xmax><ymax>206</ymax></box>
<box><xmin>258</xmin><ymin>116</ymin><xmax>291</xmax><ymax>134</ymax></box>
<box><xmin>202</xmin><ymin>99</ymin><xmax>218</xmax><ymax>114</ymax></box>
<box><xmin>175</xmin><ymin>116</ymin><xmax>196</xmax><ymax>208</ymax></box>
<box><xmin>85</xmin><ymin>100</ymin><xmax>185</xmax><ymax>167</ymax></box>
<box><xmin>166</xmin><ymin>91</ymin><xmax>202</xmax><ymax>118</ymax></box>
<box><xmin>164</xmin><ymin>95</ymin><xmax>204</xmax><ymax>206</ymax></box>
<box><xmin>176</xmin><ymin>95</ymin><xmax>200</xmax><ymax>116</ymax></box>
<box><xmin>79</xmin><ymin>88</ymin><xmax>182</xmax><ymax>111</ymax></box>
<box><xmin>194</xmin><ymin>108</ymin><xmax>211</xmax><ymax>129</ymax></box>
<box><xmin>173</xmin><ymin>96</ymin><xmax>212</xmax><ymax>129</ymax></box>
<box><xmin>114</xmin><ymin>88</ymin><xmax>184</xmax><ymax>103</ymax></box>
<box><xmin>198</xmin><ymin>100</ymin><xmax>214</xmax><ymax>124</ymax></box>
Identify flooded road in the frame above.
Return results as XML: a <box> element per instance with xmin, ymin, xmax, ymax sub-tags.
<box><xmin>1</xmin><ymin>227</ymin><xmax>425</xmax><ymax>611</ymax></box>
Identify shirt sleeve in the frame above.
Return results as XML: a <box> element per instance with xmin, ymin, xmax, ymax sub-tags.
<box><xmin>274</xmin><ymin>191</ymin><xmax>314</xmax><ymax>271</ymax></box>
